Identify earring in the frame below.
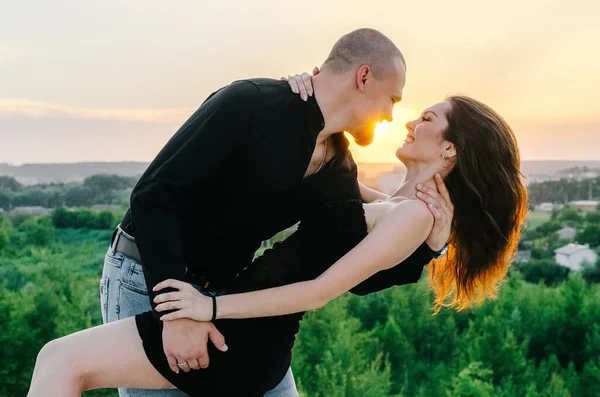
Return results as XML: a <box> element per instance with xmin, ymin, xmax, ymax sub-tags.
<box><xmin>442</xmin><ymin>152</ymin><xmax>448</xmax><ymax>161</ymax></box>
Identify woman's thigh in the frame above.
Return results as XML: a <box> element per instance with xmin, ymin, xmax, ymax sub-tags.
<box><xmin>44</xmin><ymin>317</ymin><xmax>176</xmax><ymax>391</ymax></box>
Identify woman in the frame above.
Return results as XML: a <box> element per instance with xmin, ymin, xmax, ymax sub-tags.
<box><xmin>27</xmin><ymin>83</ymin><xmax>527</xmax><ymax>396</ymax></box>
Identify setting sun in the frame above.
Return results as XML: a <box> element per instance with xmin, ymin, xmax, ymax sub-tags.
<box><xmin>349</xmin><ymin>107</ymin><xmax>421</xmax><ymax>163</ymax></box>
<box><xmin>374</xmin><ymin>121</ymin><xmax>391</xmax><ymax>136</ymax></box>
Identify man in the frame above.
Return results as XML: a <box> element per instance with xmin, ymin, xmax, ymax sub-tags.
<box><xmin>100</xmin><ymin>28</ymin><xmax>451</xmax><ymax>397</ymax></box>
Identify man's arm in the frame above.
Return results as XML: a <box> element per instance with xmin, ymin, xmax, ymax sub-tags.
<box><xmin>130</xmin><ymin>80</ymin><xmax>259</xmax><ymax>309</ymax></box>
<box><xmin>131</xmin><ymin>81</ymin><xmax>260</xmax><ymax>373</ymax></box>
<box><xmin>358</xmin><ymin>182</ymin><xmax>389</xmax><ymax>203</ymax></box>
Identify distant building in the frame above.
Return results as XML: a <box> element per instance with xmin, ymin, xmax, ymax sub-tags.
<box><xmin>528</xmin><ymin>173</ymin><xmax>562</xmax><ymax>184</ymax></box>
<box><xmin>9</xmin><ymin>206</ymin><xmax>50</xmax><ymax>216</ymax></box>
<box><xmin>533</xmin><ymin>202</ymin><xmax>563</xmax><ymax>212</ymax></box>
<box><xmin>535</xmin><ymin>202</ymin><xmax>556</xmax><ymax>212</ymax></box>
<box><xmin>556</xmin><ymin>168</ymin><xmax>600</xmax><ymax>181</ymax></box>
<box><xmin>516</xmin><ymin>250</ymin><xmax>531</xmax><ymax>263</ymax></box>
<box><xmin>519</xmin><ymin>240</ymin><xmax>534</xmax><ymax>249</ymax></box>
<box><xmin>568</xmin><ymin>200</ymin><xmax>599</xmax><ymax>212</ymax></box>
<box><xmin>554</xmin><ymin>243</ymin><xmax>597</xmax><ymax>271</ymax></box>
<box><xmin>556</xmin><ymin>226</ymin><xmax>577</xmax><ymax>241</ymax></box>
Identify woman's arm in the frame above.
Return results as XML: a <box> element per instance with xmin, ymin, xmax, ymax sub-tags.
<box><xmin>154</xmin><ymin>200</ymin><xmax>433</xmax><ymax>321</ymax></box>
<box><xmin>359</xmin><ymin>182</ymin><xmax>389</xmax><ymax>203</ymax></box>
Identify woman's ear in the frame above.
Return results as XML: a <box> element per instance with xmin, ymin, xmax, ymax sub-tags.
<box><xmin>444</xmin><ymin>143</ymin><xmax>457</xmax><ymax>159</ymax></box>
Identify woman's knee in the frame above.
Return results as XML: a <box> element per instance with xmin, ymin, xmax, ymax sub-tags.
<box><xmin>36</xmin><ymin>337</ymin><xmax>84</xmax><ymax>383</ymax></box>
<box><xmin>37</xmin><ymin>338</ymin><xmax>63</xmax><ymax>366</ymax></box>
<box><xmin>29</xmin><ymin>337</ymin><xmax>89</xmax><ymax>395</ymax></box>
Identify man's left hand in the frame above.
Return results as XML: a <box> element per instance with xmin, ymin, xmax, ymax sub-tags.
<box><xmin>416</xmin><ymin>173</ymin><xmax>454</xmax><ymax>252</ymax></box>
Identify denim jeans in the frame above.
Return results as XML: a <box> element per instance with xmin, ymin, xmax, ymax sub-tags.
<box><xmin>100</xmin><ymin>229</ymin><xmax>298</xmax><ymax>397</ymax></box>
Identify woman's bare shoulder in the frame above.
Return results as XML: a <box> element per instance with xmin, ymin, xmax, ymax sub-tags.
<box><xmin>388</xmin><ymin>198</ymin><xmax>433</xmax><ymax>224</ymax></box>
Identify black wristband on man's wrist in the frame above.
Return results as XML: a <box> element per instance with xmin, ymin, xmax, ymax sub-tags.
<box><xmin>428</xmin><ymin>243</ymin><xmax>449</xmax><ymax>259</ymax></box>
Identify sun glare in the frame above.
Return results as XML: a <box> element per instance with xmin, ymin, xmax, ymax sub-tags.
<box><xmin>374</xmin><ymin>121</ymin><xmax>391</xmax><ymax>136</ymax></box>
<box><xmin>349</xmin><ymin>107</ymin><xmax>422</xmax><ymax>163</ymax></box>
<box><xmin>373</xmin><ymin>108</ymin><xmax>420</xmax><ymax>138</ymax></box>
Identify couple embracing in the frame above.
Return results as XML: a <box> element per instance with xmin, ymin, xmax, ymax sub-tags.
<box><xmin>28</xmin><ymin>28</ymin><xmax>526</xmax><ymax>397</ymax></box>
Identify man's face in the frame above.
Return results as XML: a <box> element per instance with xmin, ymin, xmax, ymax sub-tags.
<box><xmin>346</xmin><ymin>60</ymin><xmax>406</xmax><ymax>146</ymax></box>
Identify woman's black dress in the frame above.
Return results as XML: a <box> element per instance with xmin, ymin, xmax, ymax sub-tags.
<box><xmin>135</xmin><ymin>155</ymin><xmax>369</xmax><ymax>396</ymax></box>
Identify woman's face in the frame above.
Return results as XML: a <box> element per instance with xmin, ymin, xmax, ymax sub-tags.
<box><xmin>395</xmin><ymin>101</ymin><xmax>454</xmax><ymax>164</ymax></box>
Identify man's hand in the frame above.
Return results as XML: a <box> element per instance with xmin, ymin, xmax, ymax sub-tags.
<box><xmin>416</xmin><ymin>173</ymin><xmax>454</xmax><ymax>251</ymax></box>
<box><xmin>162</xmin><ymin>318</ymin><xmax>228</xmax><ymax>373</ymax></box>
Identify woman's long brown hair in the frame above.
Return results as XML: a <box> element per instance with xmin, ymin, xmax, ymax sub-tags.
<box><xmin>428</xmin><ymin>95</ymin><xmax>528</xmax><ymax>312</ymax></box>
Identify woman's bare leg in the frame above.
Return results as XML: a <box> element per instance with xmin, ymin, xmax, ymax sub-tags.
<box><xmin>27</xmin><ymin>317</ymin><xmax>176</xmax><ymax>397</ymax></box>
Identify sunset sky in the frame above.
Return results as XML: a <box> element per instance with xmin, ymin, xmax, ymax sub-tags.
<box><xmin>1</xmin><ymin>0</ymin><xmax>599</xmax><ymax>164</ymax></box>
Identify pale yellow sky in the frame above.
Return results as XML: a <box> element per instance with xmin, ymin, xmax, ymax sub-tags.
<box><xmin>1</xmin><ymin>0</ymin><xmax>599</xmax><ymax>163</ymax></box>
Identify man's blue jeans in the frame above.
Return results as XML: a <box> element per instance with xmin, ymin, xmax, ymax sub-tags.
<box><xmin>100</xmin><ymin>229</ymin><xmax>298</xmax><ymax>397</ymax></box>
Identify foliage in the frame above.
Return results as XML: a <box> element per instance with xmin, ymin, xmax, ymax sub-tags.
<box><xmin>577</xmin><ymin>225</ymin><xmax>600</xmax><ymax>248</ymax></box>
<box><xmin>0</xmin><ymin>201</ymin><xmax>599</xmax><ymax>396</ymax></box>
<box><xmin>51</xmin><ymin>207</ymin><xmax>118</xmax><ymax>230</ymax></box>
<box><xmin>0</xmin><ymin>174</ymin><xmax>137</xmax><ymax>210</ymax></box>
<box><xmin>514</xmin><ymin>259</ymin><xmax>571</xmax><ymax>286</ymax></box>
<box><xmin>527</xmin><ymin>176</ymin><xmax>600</xmax><ymax>204</ymax></box>
<box><xmin>293</xmin><ymin>274</ymin><xmax>600</xmax><ymax>397</ymax></box>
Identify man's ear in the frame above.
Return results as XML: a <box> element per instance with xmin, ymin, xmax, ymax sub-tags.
<box><xmin>356</xmin><ymin>65</ymin><xmax>370</xmax><ymax>91</ymax></box>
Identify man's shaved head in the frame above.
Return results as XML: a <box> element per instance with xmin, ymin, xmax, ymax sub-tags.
<box><xmin>321</xmin><ymin>28</ymin><xmax>405</xmax><ymax>80</ymax></box>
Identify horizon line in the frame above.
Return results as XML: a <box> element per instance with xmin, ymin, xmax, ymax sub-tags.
<box><xmin>2</xmin><ymin>159</ymin><xmax>600</xmax><ymax>167</ymax></box>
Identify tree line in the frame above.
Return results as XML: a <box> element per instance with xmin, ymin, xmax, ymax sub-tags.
<box><xmin>527</xmin><ymin>175</ymin><xmax>600</xmax><ymax>204</ymax></box>
<box><xmin>0</xmin><ymin>174</ymin><xmax>138</xmax><ymax>210</ymax></box>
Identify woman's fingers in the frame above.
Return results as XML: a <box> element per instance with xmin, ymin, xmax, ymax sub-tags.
<box><xmin>153</xmin><ymin>291</ymin><xmax>186</xmax><ymax>304</ymax></box>
<box><xmin>155</xmin><ymin>298</ymin><xmax>191</xmax><ymax>313</ymax></box>
<box><xmin>284</xmin><ymin>72</ymin><xmax>316</xmax><ymax>101</ymax></box>
<box><xmin>291</xmin><ymin>74</ymin><xmax>308</xmax><ymax>100</ymax></box>
<box><xmin>301</xmin><ymin>72</ymin><xmax>313</xmax><ymax>97</ymax></box>
<box><xmin>153</xmin><ymin>278</ymin><xmax>188</xmax><ymax>292</ymax></box>
<box><xmin>287</xmin><ymin>75</ymin><xmax>300</xmax><ymax>94</ymax></box>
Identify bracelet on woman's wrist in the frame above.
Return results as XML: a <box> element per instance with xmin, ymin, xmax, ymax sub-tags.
<box><xmin>211</xmin><ymin>295</ymin><xmax>217</xmax><ymax>322</ymax></box>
